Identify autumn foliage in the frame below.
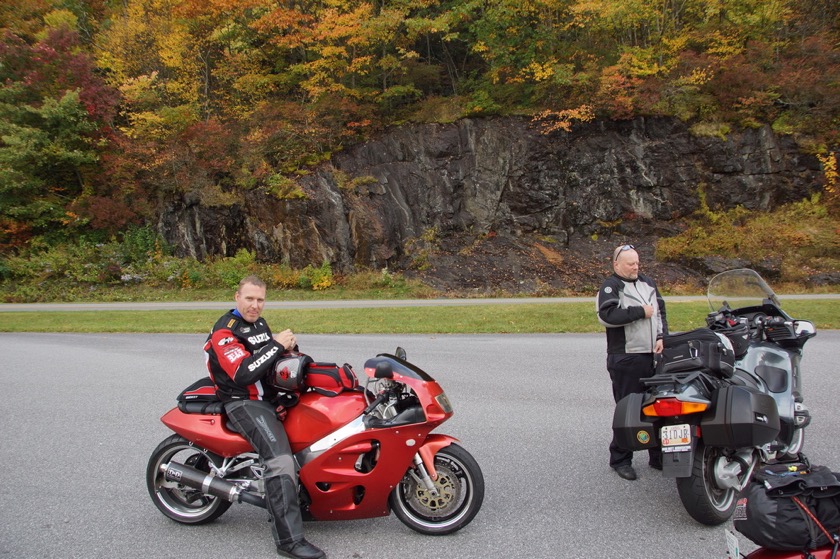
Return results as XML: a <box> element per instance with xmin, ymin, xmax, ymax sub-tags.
<box><xmin>0</xmin><ymin>0</ymin><xmax>838</xmax><ymax>254</ymax></box>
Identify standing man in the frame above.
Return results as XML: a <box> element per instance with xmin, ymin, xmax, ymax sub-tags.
<box><xmin>204</xmin><ymin>275</ymin><xmax>327</xmax><ymax>559</ymax></box>
<box><xmin>596</xmin><ymin>244</ymin><xmax>668</xmax><ymax>481</ymax></box>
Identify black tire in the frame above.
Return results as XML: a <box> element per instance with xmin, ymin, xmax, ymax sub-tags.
<box><xmin>777</xmin><ymin>428</ymin><xmax>805</xmax><ymax>462</ymax></box>
<box><xmin>146</xmin><ymin>435</ymin><xmax>232</xmax><ymax>525</ymax></box>
<box><xmin>390</xmin><ymin>443</ymin><xmax>484</xmax><ymax>535</ymax></box>
<box><xmin>675</xmin><ymin>442</ymin><xmax>738</xmax><ymax>525</ymax></box>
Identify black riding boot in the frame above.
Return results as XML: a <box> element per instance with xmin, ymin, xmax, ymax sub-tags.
<box><xmin>265</xmin><ymin>475</ymin><xmax>326</xmax><ymax>559</ymax></box>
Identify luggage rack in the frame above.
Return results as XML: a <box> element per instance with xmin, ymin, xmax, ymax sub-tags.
<box><xmin>642</xmin><ymin>370</ymin><xmax>720</xmax><ymax>393</ymax></box>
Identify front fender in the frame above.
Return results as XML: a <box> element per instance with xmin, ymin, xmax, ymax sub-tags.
<box><xmin>418</xmin><ymin>434</ymin><xmax>459</xmax><ymax>480</ymax></box>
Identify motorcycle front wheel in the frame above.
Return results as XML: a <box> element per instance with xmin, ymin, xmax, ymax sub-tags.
<box><xmin>146</xmin><ymin>434</ymin><xmax>232</xmax><ymax>525</ymax></box>
<box><xmin>777</xmin><ymin>428</ymin><xmax>805</xmax><ymax>462</ymax></box>
<box><xmin>676</xmin><ymin>441</ymin><xmax>738</xmax><ymax>525</ymax></box>
<box><xmin>390</xmin><ymin>443</ymin><xmax>484</xmax><ymax>535</ymax></box>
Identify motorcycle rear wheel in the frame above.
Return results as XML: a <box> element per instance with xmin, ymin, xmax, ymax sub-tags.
<box><xmin>676</xmin><ymin>441</ymin><xmax>738</xmax><ymax>525</ymax></box>
<box><xmin>146</xmin><ymin>434</ymin><xmax>232</xmax><ymax>525</ymax></box>
<box><xmin>390</xmin><ymin>443</ymin><xmax>484</xmax><ymax>535</ymax></box>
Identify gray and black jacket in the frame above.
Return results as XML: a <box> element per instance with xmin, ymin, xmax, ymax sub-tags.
<box><xmin>596</xmin><ymin>273</ymin><xmax>668</xmax><ymax>354</ymax></box>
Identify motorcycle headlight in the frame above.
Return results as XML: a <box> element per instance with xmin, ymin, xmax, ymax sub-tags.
<box><xmin>435</xmin><ymin>392</ymin><xmax>453</xmax><ymax>414</ymax></box>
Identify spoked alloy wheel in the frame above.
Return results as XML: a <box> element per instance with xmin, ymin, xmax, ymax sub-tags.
<box><xmin>146</xmin><ymin>434</ymin><xmax>232</xmax><ymax>524</ymax></box>
<box><xmin>676</xmin><ymin>442</ymin><xmax>739</xmax><ymax>525</ymax></box>
<box><xmin>390</xmin><ymin>443</ymin><xmax>484</xmax><ymax>535</ymax></box>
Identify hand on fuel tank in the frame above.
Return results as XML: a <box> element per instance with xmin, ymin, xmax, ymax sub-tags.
<box><xmin>273</xmin><ymin>329</ymin><xmax>297</xmax><ymax>351</ymax></box>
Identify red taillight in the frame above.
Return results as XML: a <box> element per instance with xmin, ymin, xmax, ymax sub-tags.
<box><xmin>643</xmin><ymin>397</ymin><xmax>708</xmax><ymax>417</ymax></box>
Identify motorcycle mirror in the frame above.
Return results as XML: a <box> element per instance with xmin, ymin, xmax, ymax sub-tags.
<box><xmin>794</xmin><ymin>320</ymin><xmax>816</xmax><ymax>336</ymax></box>
<box><xmin>394</xmin><ymin>347</ymin><xmax>407</xmax><ymax>360</ymax></box>
<box><xmin>375</xmin><ymin>361</ymin><xmax>394</xmax><ymax>379</ymax></box>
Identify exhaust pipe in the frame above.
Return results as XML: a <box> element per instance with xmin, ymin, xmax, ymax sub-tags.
<box><xmin>161</xmin><ymin>462</ymin><xmax>266</xmax><ymax>508</ymax></box>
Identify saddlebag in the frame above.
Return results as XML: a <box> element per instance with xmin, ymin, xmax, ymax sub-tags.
<box><xmin>701</xmin><ymin>385</ymin><xmax>780</xmax><ymax>448</ymax></box>
<box><xmin>305</xmin><ymin>362</ymin><xmax>359</xmax><ymax>396</ymax></box>
<box><xmin>656</xmin><ymin>328</ymin><xmax>736</xmax><ymax>378</ymax></box>
<box><xmin>734</xmin><ymin>462</ymin><xmax>840</xmax><ymax>551</ymax></box>
<box><xmin>612</xmin><ymin>392</ymin><xmax>658</xmax><ymax>451</ymax></box>
<box><xmin>176</xmin><ymin>377</ymin><xmax>224</xmax><ymax>414</ymax></box>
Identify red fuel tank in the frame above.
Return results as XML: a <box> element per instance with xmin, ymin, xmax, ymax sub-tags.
<box><xmin>283</xmin><ymin>391</ymin><xmax>367</xmax><ymax>452</ymax></box>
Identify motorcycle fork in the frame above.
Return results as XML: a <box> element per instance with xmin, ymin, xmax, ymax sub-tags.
<box><xmin>410</xmin><ymin>454</ymin><xmax>440</xmax><ymax>497</ymax></box>
<box><xmin>410</xmin><ymin>437</ymin><xmax>456</xmax><ymax>496</ymax></box>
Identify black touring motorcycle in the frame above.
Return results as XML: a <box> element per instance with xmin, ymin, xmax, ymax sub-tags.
<box><xmin>613</xmin><ymin>269</ymin><xmax>817</xmax><ymax>525</ymax></box>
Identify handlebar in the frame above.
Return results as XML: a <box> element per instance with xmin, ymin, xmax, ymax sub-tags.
<box><xmin>363</xmin><ymin>391</ymin><xmax>389</xmax><ymax>415</ymax></box>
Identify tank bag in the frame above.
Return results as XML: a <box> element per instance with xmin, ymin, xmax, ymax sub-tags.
<box><xmin>305</xmin><ymin>363</ymin><xmax>359</xmax><ymax>396</ymax></box>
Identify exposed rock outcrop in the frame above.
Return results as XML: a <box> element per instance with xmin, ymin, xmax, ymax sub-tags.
<box><xmin>157</xmin><ymin>116</ymin><xmax>823</xmax><ymax>292</ymax></box>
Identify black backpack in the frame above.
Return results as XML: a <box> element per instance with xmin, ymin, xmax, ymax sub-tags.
<box><xmin>734</xmin><ymin>461</ymin><xmax>840</xmax><ymax>551</ymax></box>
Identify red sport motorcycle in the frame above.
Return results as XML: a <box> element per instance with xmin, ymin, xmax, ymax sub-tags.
<box><xmin>727</xmin><ymin>526</ymin><xmax>838</xmax><ymax>559</ymax></box>
<box><xmin>146</xmin><ymin>348</ymin><xmax>484</xmax><ymax>535</ymax></box>
<box><xmin>742</xmin><ymin>545</ymin><xmax>838</xmax><ymax>559</ymax></box>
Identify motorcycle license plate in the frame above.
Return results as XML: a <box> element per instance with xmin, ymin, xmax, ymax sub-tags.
<box><xmin>660</xmin><ymin>423</ymin><xmax>691</xmax><ymax>452</ymax></box>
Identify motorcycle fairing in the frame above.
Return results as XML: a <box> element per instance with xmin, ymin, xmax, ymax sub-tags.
<box><xmin>297</xmin><ymin>428</ymin><xmax>458</xmax><ymax>521</ymax></box>
<box><xmin>161</xmin><ymin>392</ymin><xmax>459</xmax><ymax>521</ymax></box>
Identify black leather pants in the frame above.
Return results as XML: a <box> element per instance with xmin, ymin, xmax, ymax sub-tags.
<box><xmin>225</xmin><ymin>399</ymin><xmax>304</xmax><ymax>546</ymax></box>
<box><xmin>607</xmin><ymin>353</ymin><xmax>661</xmax><ymax>467</ymax></box>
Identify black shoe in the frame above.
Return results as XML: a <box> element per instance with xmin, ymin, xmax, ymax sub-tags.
<box><xmin>277</xmin><ymin>539</ymin><xmax>326</xmax><ymax>559</ymax></box>
<box><xmin>649</xmin><ymin>460</ymin><xmax>663</xmax><ymax>471</ymax></box>
<box><xmin>612</xmin><ymin>464</ymin><xmax>637</xmax><ymax>480</ymax></box>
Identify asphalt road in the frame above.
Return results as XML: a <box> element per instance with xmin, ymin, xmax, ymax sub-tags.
<box><xmin>1</xmin><ymin>332</ymin><xmax>837</xmax><ymax>559</ymax></box>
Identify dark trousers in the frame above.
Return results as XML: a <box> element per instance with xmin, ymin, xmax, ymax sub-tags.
<box><xmin>225</xmin><ymin>399</ymin><xmax>304</xmax><ymax>547</ymax></box>
<box><xmin>607</xmin><ymin>353</ymin><xmax>662</xmax><ymax>468</ymax></box>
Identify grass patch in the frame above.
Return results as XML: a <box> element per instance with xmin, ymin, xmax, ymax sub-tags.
<box><xmin>656</xmin><ymin>195</ymin><xmax>840</xmax><ymax>282</ymax></box>
<box><xmin>1</xmin><ymin>300</ymin><xmax>836</xmax><ymax>334</ymax></box>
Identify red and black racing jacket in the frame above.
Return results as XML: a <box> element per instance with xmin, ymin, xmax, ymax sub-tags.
<box><xmin>204</xmin><ymin>310</ymin><xmax>285</xmax><ymax>403</ymax></box>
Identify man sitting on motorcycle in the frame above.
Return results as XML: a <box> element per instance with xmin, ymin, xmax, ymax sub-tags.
<box><xmin>204</xmin><ymin>275</ymin><xmax>327</xmax><ymax>559</ymax></box>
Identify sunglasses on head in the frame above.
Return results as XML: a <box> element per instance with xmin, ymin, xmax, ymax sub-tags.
<box><xmin>613</xmin><ymin>244</ymin><xmax>635</xmax><ymax>261</ymax></box>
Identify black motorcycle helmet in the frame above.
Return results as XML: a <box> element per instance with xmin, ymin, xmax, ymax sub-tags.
<box><xmin>271</xmin><ymin>352</ymin><xmax>312</xmax><ymax>392</ymax></box>
<box><xmin>720</xmin><ymin>320</ymin><xmax>750</xmax><ymax>358</ymax></box>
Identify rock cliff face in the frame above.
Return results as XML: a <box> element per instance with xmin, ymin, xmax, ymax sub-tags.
<box><xmin>157</xmin><ymin>116</ymin><xmax>822</xmax><ymax>291</ymax></box>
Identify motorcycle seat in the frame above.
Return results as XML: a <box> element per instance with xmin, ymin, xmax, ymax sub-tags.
<box><xmin>176</xmin><ymin>400</ymin><xmax>240</xmax><ymax>433</ymax></box>
<box><xmin>178</xmin><ymin>400</ymin><xmax>225</xmax><ymax>415</ymax></box>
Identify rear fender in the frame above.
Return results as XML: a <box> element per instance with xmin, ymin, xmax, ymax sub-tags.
<box><xmin>418</xmin><ymin>434</ymin><xmax>459</xmax><ymax>480</ymax></box>
<box><xmin>160</xmin><ymin>407</ymin><xmax>252</xmax><ymax>457</ymax></box>
<box><xmin>661</xmin><ymin>438</ymin><xmax>696</xmax><ymax>478</ymax></box>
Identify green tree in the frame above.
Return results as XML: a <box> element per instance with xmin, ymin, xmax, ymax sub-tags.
<box><xmin>0</xmin><ymin>21</ymin><xmax>117</xmax><ymax>250</ymax></box>
<box><xmin>0</xmin><ymin>90</ymin><xmax>100</xmax><ymax>247</ymax></box>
